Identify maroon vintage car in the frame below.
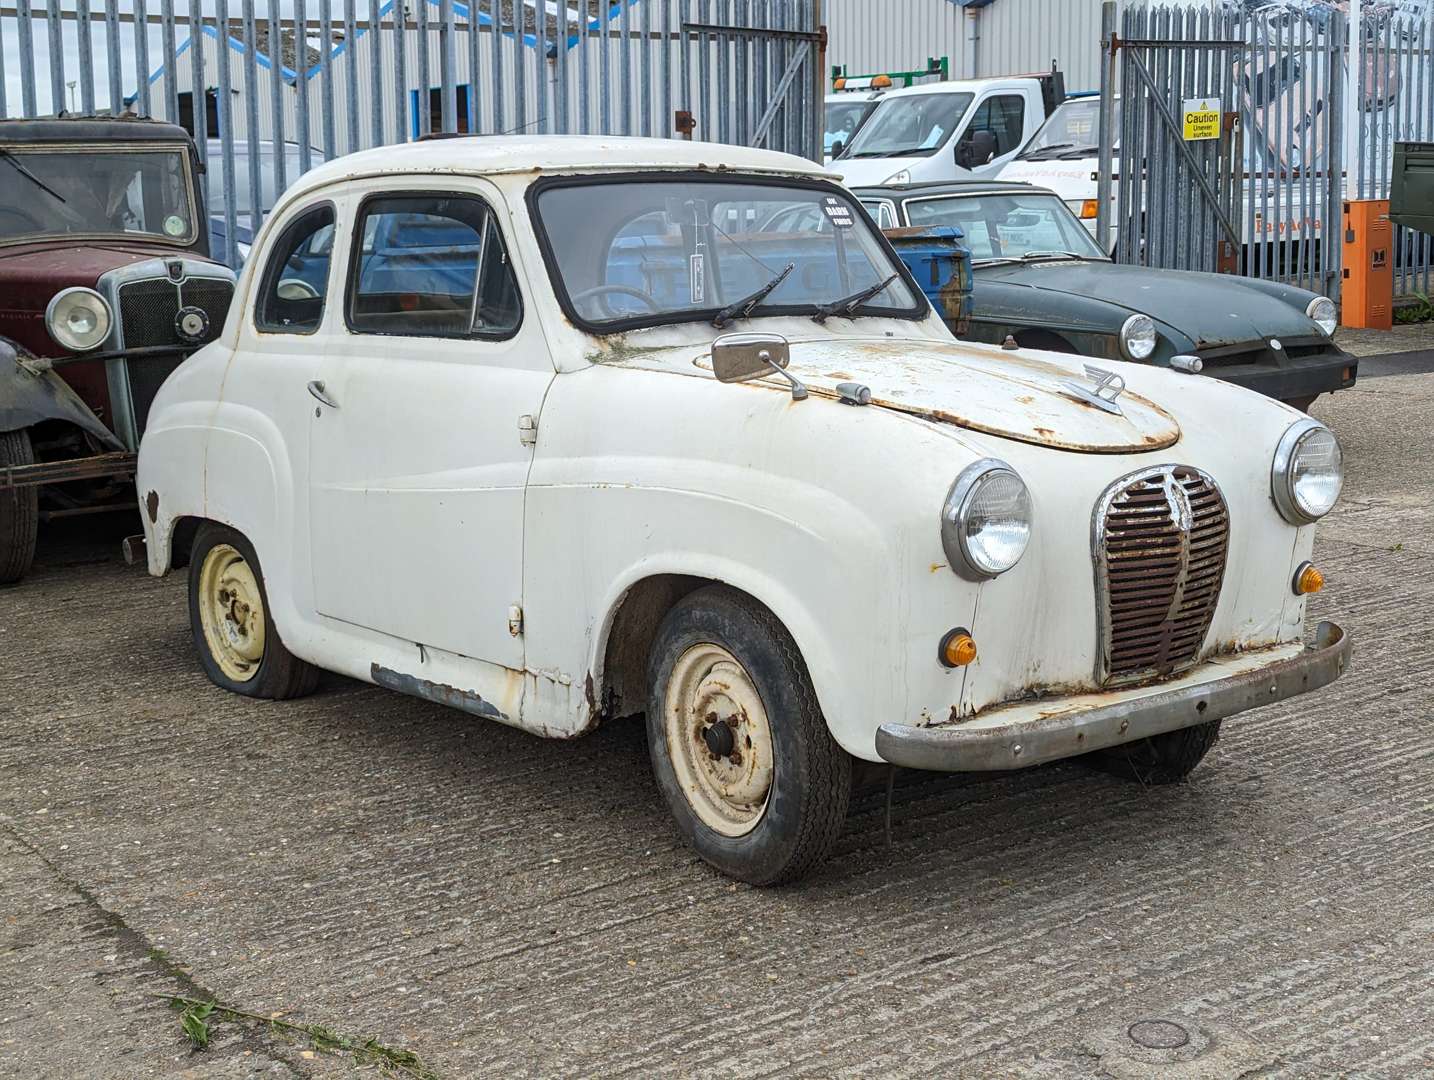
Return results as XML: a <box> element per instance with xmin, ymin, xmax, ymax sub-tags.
<box><xmin>0</xmin><ymin>115</ymin><xmax>235</xmax><ymax>583</ymax></box>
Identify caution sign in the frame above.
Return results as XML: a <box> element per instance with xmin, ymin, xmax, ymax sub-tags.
<box><xmin>1182</xmin><ymin>97</ymin><xmax>1221</xmax><ymax>141</ymax></box>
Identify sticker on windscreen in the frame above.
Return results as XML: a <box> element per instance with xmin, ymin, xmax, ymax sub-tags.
<box><xmin>163</xmin><ymin>215</ymin><xmax>188</xmax><ymax>237</ymax></box>
<box><xmin>822</xmin><ymin>196</ymin><xmax>855</xmax><ymax>229</ymax></box>
<box><xmin>690</xmin><ymin>253</ymin><xmax>705</xmax><ymax>305</ymax></box>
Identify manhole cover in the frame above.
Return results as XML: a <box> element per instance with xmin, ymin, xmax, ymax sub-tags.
<box><xmin>1127</xmin><ymin>1019</ymin><xmax>1190</xmax><ymax>1050</ymax></box>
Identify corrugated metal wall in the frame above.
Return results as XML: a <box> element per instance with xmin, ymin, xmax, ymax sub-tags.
<box><xmin>823</xmin><ymin>0</ymin><xmax>1131</xmax><ymax>92</ymax></box>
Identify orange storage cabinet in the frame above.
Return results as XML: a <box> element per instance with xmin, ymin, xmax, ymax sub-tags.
<box><xmin>1341</xmin><ymin>199</ymin><xmax>1393</xmax><ymax>330</ymax></box>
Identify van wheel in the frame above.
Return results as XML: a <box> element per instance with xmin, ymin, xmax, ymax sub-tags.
<box><xmin>189</xmin><ymin>522</ymin><xmax>319</xmax><ymax>699</ymax></box>
<box><xmin>646</xmin><ymin>586</ymin><xmax>851</xmax><ymax>885</ymax></box>
<box><xmin>1082</xmin><ymin>720</ymin><xmax>1222</xmax><ymax>785</ymax></box>
<box><xmin>0</xmin><ymin>429</ymin><xmax>39</xmax><ymax>585</ymax></box>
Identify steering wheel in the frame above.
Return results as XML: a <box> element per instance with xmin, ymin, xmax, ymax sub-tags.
<box><xmin>0</xmin><ymin>207</ymin><xmax>42</xmax><ymax>233</ymax></box>
<box><xmin>276</xmin><ymin>277</ymin><xmax>320</xmax><ymax>301</ymax></box>
<box><xmin>571</xmin><ymin>283</ymin><xmax>661</xmax><ymax>318</ymax></box>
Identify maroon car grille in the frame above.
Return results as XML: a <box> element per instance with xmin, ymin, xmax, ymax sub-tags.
<box><xmin>1094</xmin><ymin>466</ymin><xmax>1230</xmax><ymax>685</ymax></box>
<box><xmin>117</xmin><ymin>277</ymin><xmax>232</xmax><ymax>349</ymax></box>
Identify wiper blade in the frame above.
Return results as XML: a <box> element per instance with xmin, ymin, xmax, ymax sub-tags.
<box><xmin>0</xmin><ymin>148</ymin><xmax>66</xmax><ymax>203</ymax></box>
<box><xmin>811</xmin><ymin>273</ymin><xmax>900</xmax><ymax>323</ymax></box>
<box><xmin>712</xmin><ymin>262</ymin><xmax>795</xmax><ymax>329</ymax></box>
<box><xmin>1018</xmin><ymin>142</ymin><xmax>1075</xmax><ymax>160</ymax></box>
<box><xmin>1022</xmin><ymin>250</ymin><xmax>1087</xmax><ymax>261</ymax></box>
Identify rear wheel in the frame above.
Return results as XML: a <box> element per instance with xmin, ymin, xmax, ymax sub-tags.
<box><xmin>188</xmin><ymin>523</ymin><xmax>319</xmax><ymax>699</ymax></box>
<box><xmin>0</xmin><ymin>429</ymin><xmax>39</xmax><ymax>585</ymax></box>
<box><xmin>1082</xmin><ymin>720</ymin><xmax>1222</xmax><ymax>785</ymax></box>
<box><xmin>646</xmin><ymin>586</ymin><xmax>851</xmax><ymax>885</ymax></box>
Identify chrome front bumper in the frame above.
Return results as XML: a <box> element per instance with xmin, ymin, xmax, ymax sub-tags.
<box><xmin>876</xmin><ymin>621</ymin><xmax>1351</xmax><ymax>773</ymax></box>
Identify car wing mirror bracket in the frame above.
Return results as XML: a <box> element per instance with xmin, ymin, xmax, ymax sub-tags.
<box><xmin>711</xmin><ymin>332</ymin><xmax>807</xmax><ymax>401</ymax></box>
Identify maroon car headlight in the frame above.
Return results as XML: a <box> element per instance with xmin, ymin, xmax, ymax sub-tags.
<box><xmin>46</xmin><ymin>287</ymin><xmax>112</xmax><ymax>352</ymax></box>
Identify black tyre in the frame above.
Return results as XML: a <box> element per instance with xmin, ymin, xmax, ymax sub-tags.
<box><xmin>646</xmin><ymin>586</ymin><xmax>851</xmax><ymax>885</ymax></box>
<box><xmin>188</xmin><ymin>522</ymin><xmax>319</xmax><ymax>700</ymax></box>
<box><xmin>0</xmin><ymin>429</ymin><xmax>39</xmax><ymax>585</ymax></box>
<box><xmin>1082</xmin><ymin>720</ymin><xmax>1222</xmax><ymax>785</ymax></box>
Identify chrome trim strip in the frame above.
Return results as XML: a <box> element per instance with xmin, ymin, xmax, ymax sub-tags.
<box><xmin>875</xmin><ymin>622</ymin><xmax>1351</xmax><ymax>773</ymax></box>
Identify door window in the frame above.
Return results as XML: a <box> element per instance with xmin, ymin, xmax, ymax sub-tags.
<box><xmin>346</xmin><ymin>193</ymin><xmax>521</xmax><ymax>338</ymax></box>
<box><xmin>963</xmin><ymin>94</ymin><xmax>1028</xmax><ymax>157</ymax></box>
<box><xmin>254</xmin><ymin>204</ymin><xmax>335</xmax><ymax>334</ymax></box>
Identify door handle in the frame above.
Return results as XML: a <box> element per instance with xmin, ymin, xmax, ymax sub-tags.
<box><xmin>307</xmin><ymin>380</ymin><xmax>339</xmax><ymax>409</ymax></box>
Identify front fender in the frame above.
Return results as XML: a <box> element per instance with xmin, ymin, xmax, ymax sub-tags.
<box><xmin>0</xmin><ymin>337</ymin><xmax>123</xmax><ymax>448</ymax></box>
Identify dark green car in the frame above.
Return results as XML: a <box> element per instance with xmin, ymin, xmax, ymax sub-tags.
<box><xmin>854</xmin><ymin>180</ymin><xmax>1355</xmax><ymax>409</ymax></box>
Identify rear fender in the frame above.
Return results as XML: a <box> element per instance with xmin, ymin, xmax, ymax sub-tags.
<box><xmin>0</xmin><ymin>337</ymin><xmax>123</xmax><ymax>449</ymax></box>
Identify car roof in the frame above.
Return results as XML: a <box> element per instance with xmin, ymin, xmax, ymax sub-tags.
<box><xmin>876</xmin><ymin>77</ymin><xmax>1034</xmax><ymax>99</ymax></box>
<box><xmin>850</xmin><ymin>180</ymin><xmax>1051</xmax><ymax>199</ymax></box>
<box><xmin>0</xmin><ymin>115</ymin><xmax>195</xmax><ymax>146</ymax></box>
<box><xmin>284</xmin><ymin>135</ymin><xmax>832</xmax><ymax>203</ymax></box>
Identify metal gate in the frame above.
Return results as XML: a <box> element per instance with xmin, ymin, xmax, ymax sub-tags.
<box><xmin>1097</xmin><ymin>4</ymin><xmax>1248</xmax><ymax>278</ymax></box>
<box><xmin>0</xmin><ymin>0</ymin><xmax>826</xmax><ymax>266</ymax></box>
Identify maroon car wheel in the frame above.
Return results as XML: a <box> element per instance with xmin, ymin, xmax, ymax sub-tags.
<box><xmin>0</xmin><ymin>429</ymin><xmax>39</xmax><ymax>585</ymax></box>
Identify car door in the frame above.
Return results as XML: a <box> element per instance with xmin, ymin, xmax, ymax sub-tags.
<box><xmin>955</xmin><ymin>94</ymin><xmax>1030</xmax><ymax>178</ymax></box>
<box><xmin>307</xmin><ymin>180</ymin><xmax>548</xmax><ymax>671</ymax></box>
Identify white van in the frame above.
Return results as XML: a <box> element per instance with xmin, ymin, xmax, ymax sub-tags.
<box><xmin>834</xmin><ymin>75</ymin><xmax>1060</xmax><ymax>186</ymax></box>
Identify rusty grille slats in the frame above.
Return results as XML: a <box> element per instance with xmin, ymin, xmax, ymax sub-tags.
<box><xmin>1094</xmin><ymin>465</ymin><xmax>1231</xmax><ymax>686</ymax></box>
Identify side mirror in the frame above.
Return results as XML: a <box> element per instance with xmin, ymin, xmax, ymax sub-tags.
<box><xmin>711</xmin><ymin>332</ymin><xmax>807</xmax><ymax>400</ymax></box>
<box><xmin>831</xmin><ymin>138</ymin><xmax>846</xmax><ymax>159</ymax></box>
<box><xmin>960</xmin><ymin>129</ymin><xmax>999</xmax><ymax>169</ymax></box>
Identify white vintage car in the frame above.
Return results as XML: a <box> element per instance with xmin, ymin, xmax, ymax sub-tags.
<box><xmin>136</xmin><ymin>137</ymin><xmax>1350</xmax><ymax>884</ymax></box>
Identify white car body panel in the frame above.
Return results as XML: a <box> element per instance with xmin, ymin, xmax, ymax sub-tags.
<box><xmin>139</xmin><ymin>135</ymin><xmax>1326</xmax><ymax>764</ymax></box>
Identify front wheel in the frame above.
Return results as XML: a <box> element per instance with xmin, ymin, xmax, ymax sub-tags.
<box><xmin>1081</xmin><ymin>719</ymin><xmax>1222</xmax><ymax>785</ymax></box>
<box><xmin>646</xmin><ymin>586</ymin><xmax>851</xmax><ymax>885</ymax></box>
<box><xmin>188</xmin><ymin>523</ymin><xmax>319</xmax><ymax>700</ymax></box>
<box><xmin>0</xmin><ymin>429</ymin><xmax>39</xmax><ymax>585</ymax></box>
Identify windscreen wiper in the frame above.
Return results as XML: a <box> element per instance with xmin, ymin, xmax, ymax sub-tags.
<box><xmin>0</xmin><ymin>148</ymin><xmax>66</xmax><ymax>203</ymax></box>
<box><xmin>1023</xmin><ymin>250</ymin><xmax>1088</xmax><ymax>261</ymax></box>
<box><xmin>1018</xmin><ymin>142</ymin><xmax>1075</xmax><ymax>160</ymax></box>
<box><xmin>712</xmin><ymin>262</ymin><xmax>795</xmax><ymax>328</ymax></box>
<box><xmin>811</xmin><ymin>273</ymin><xmax>900</xmax><ymax>323</ymax></box>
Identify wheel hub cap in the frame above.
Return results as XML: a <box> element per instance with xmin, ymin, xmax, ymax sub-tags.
<box><xmin>663</xmin><ymin>643</ymin><xmax>774</xmax><ymax>837</ymax></box>
<box><xmin>197</xmin><ymin>543</ymin><xmax>265</xmax><ymax>682</ymax></box>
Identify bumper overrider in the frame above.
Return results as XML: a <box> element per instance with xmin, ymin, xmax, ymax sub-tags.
<box><xmin>876</xmin><ymin>621</ymin><xmax>1350</xmax><ymax>772</ymax></box>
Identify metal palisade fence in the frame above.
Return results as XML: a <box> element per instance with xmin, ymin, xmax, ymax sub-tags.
<box><xmin>0</xmin><ymin>0</ymin><xmax>827</xmax><ymax>266</ymax></box>
<box><xmin>1101</xmin><ymin>0</ymin><xmax>1434</xmax><ymax>301</ymax></box>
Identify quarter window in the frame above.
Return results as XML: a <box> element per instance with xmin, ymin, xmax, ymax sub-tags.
<box><xmin>346</xmin><ymin>194</ymin><xmax>521</xmax><ymax>338</ymax></box>
<box><xmin>255</xmin><ymin>204</ymin><xmax>335</xmax><ymax>334</ymax></box>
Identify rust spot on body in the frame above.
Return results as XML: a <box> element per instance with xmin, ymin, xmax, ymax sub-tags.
<box><xmin>144</xmin><ymin>489</ymin><xmax>159</xmax><ymax>523</ymax></box>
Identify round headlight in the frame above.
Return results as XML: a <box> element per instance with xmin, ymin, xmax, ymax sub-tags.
<box><xmin>1119</xmin><ymin>313</ymin><xmax>1157</xmax><ymax>360</ymax></box>
<box><xmin>46</xmin><ymin>287</ymin><xmax>112</xmax><ymax>352</ymax></box>
<box><xmin>1306</xmin><ymin>295</ymin><xmax>1338</xmax><ymax>336</ymax></box>
<box><xmin>941</xmin><ymin>460</ymin><xmax>1032</xmax><ymax>580</ymax></box>
<box><xmin>1271</xmin><ymin>419</ymin><xmax>1343</xmax><ymax>524</ymax></box>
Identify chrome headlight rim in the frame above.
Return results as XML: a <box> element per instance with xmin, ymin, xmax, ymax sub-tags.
<box><xmin>1119</xmin><ymin>313</ymin><xmax>1157</xmax><ymax>361</ymax></box>
<box><xmin>941</xmin><ymin>458</ymin><xmax>1033</xmax><ymax>581</ymax></box>
<box><xmin>45</xmin><ymin>286</ymin><xmax>112</xmax><ymax>353</ymax></box>
<box><xmin>1305</xmin><ymin>295</ymin><xmax>1338</xmax><ymax>336</ymax></box>
<box><xmin>1271</xmin><ymin>418</ymin><xmax>1343</xmax><ymax>525</ymax></box>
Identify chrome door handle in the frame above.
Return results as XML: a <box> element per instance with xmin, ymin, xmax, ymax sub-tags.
<box><xmin>307</xmin><ymin>380</ymin><xmax>339</xmax><ymax>409</ymax></box>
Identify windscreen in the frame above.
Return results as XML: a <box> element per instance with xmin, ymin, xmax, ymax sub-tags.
<box><xmin>1018</xmin><ymin>97</ymin><xmax>1121</xmax><ymax>159</ymax></box>
<box><xmin>905</xmin><ymin>193</ymin><xmax>1107</xmax><ymax>262</ymax></box>
<box><xmin>0</xmin><ymin>146</ymin><xmax>196</xmax><ymax>244</ymax></box>
<box><xmin>534</xmin><ymin>177</ymin><xmax>921</xmax><ymax>330</ymax></box>
<box><xmin>841</xmin><ymin>92</ymin><xmax>974</xmax><ymax>158</ymax></box>
<box><xmin>824</xmin><ymin>99</ymin><xmax>876</xmax><ymax>156</ymax></box>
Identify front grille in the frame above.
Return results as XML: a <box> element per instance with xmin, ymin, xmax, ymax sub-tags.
<box><xmin>116</xmin><ymin>275</ymin><xmax>233</xmax><ymax>439</ymax></box>
<box><xmin>1094</xmin><ymin>465</ymin><xmax>1230</xmax><ymax>685</ymax></box>
<box><xmin>117</xmin><ymin>277</ymin><xmax>232</xmax><ymax>349</ymax></box>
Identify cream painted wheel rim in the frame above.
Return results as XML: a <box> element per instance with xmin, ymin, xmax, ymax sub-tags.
<box><xmin>197</xmin><ymin>543</ymin><xmax>266</xmax><ymax>682</ymax></box>
<box><xmin>663</xmin><ymin>643</ymin><xmax>774</xmax><ymax>837</ymax></box>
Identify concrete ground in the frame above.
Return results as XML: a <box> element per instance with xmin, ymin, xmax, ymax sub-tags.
<box><xmin>3</xmin><ymin>327</ymin><xmax>1433</xmax><ymax>1079</ymax></box>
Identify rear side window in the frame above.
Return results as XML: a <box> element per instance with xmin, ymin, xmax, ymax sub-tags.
<box><xmin>346</xmin><ymin>193</ymin><xmax>521</xmax><ymax>339</ymax></box>
<box><xmin>255</xmin><ymin>204</ymin><xmax>335</xmax><ymax>334</ymax></box>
